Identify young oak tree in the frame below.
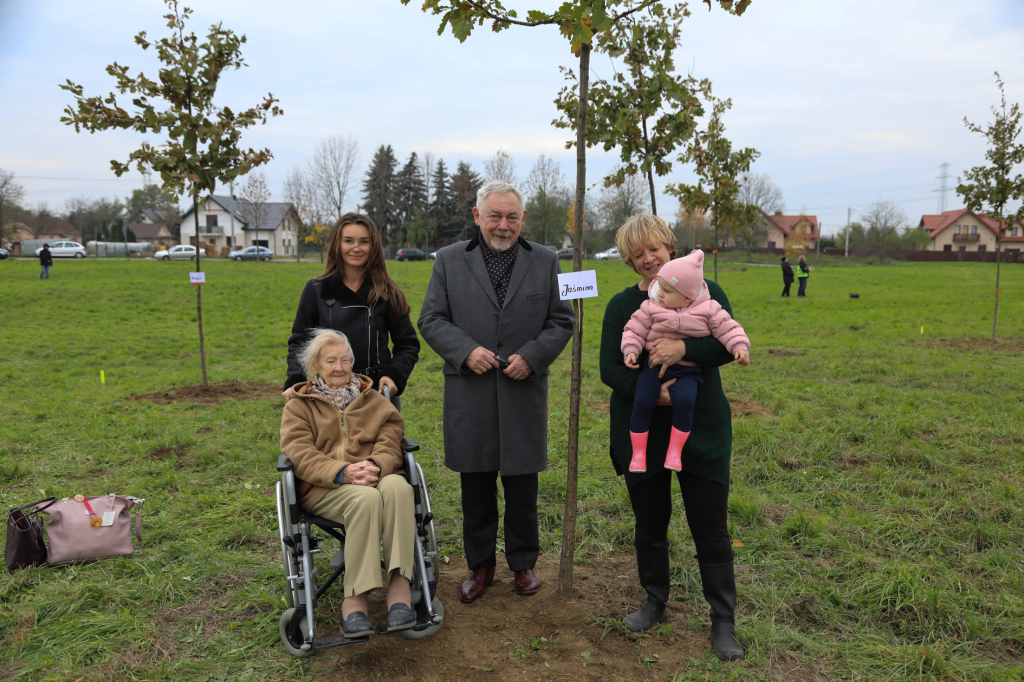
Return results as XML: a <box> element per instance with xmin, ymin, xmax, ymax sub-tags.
<box><xmin>402</xmin><ymin>0</ymin><xmax>750</xmax><ymax>597</ymax></box>
<box><xmin>554</xmin><ymin>2</ymin><xmax>712</xmax><ymax>215</ymax></box>
<box><xmin>60</xmin><ymin>0</ymin><xmax>281</xmax><ymax>386</ymax></box>
<box><xmin>667</xmin><ymin>96</ymin><xmax>758</xmax><ymax>281</ymax></box>
<box><xmin>956</xmin><ymin>72</ymin><xmax>1024</xmax><ymax>341</ymax></box>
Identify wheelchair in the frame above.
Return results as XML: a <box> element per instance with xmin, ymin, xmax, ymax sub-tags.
<box><xmin>275</xmin><ymin>436</ymin><xmax>443</xmax><ymax>656</ymax></box>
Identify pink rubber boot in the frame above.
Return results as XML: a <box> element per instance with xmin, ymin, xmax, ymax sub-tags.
<box><xmin>629</xmin><ymin>431</ymin><xmax>649</xmax><ymax>472</ymax></box>
<box><xmin>664</xmin><ymin>428</ymin><xmax>690</xmax><ymax>471</ymax></box>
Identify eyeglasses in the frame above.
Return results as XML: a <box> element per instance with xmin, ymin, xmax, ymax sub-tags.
<box><xmin>486</xmin><ymin>214</ymin><xmax>521</xmax><ymax>228</ymax></box>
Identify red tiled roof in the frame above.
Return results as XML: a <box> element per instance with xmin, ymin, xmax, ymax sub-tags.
<box><xmin>763</xmin><ymin>210</ymin><xmax>820</xmax><ymax>239</ymax></box>
<box><xmin>918</xmin><ymin>209</ymin><xmax>1022</xmax><ymax>238</ymax></box>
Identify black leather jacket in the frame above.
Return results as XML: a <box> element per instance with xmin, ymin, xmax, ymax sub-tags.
<box><xmin>284</xmin><ymin>275</ymin><xmax>420</xmax><ymax>394</ymax></box>
<box><xmin>781</xmin><ymin>261</ymin><xmax>794</xmax><ymax>282</ymax></box>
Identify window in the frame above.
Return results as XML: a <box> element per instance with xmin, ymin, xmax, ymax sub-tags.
<box><xmin>971</xmin><ymin>225</ymin><xmax>978</xmax><ymax>234</ymax></box>
<box><xmin>206</xmin><ymin>215</ymin><xmax>218</xmax><ymax>228</ymax></box>
<box><xmin>943</xmin><ymin>244</ymin><xmax>952</xmax><ymax>252</ymax></box>
<box><xmin>767</xmin><ymin>241</ymin><xmax>776</xmax><ymax>249</ymax></box>
<box><xmin>978</xmin><ymin>245</ymin><xmax>986</xmax><ymax>253</ymax></box>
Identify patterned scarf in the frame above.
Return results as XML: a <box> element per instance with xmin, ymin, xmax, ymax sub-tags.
<box><xmin>479</xmin><ymin>233</ymin><xmax>518</xmax><ymax>307</ymax></box>
<box><xmin>309</xmin><ymin>375</ymin><xmax>362</xmax><ymax>422</ymax></box>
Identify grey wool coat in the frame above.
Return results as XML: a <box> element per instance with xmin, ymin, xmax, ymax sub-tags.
<box><xmin>418</xmin><ymin>235</ymin><xmax>574</xmax><ymax>476</ymax></box>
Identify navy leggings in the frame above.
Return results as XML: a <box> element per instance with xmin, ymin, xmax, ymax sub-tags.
<box><xmin>630</xmin><ymin>363</ymin><xmax>704</xmax><ymax>433</ymax></box>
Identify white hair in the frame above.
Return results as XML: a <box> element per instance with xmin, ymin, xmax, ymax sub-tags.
<box><xmin>476</xmin><ymin>180</ymin><xmax>525</xmax><ymax>211</ymax></box>
<box><xmin>298</xmin><ymin>328</ymin><xmax>355</xmax><ymax>377</ymax></box>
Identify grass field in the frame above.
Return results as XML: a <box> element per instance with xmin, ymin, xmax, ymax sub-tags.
<box><xmin>1</xmin><ymin>255</ymin><xmax>1023</xmax><ymax>681</ymax></box>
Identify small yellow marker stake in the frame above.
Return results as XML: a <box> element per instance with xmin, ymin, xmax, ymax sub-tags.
<box><xmin>100</xmin><ymin>370</ymin><xmax>106</xmax><ymax>386</ymax></box>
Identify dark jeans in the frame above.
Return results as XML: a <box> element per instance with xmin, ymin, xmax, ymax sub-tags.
<box><xmin>627</xmin><ymin>469</ymin><xmax>733</xmax><ymax>564</ymax></box>
<box><xmin>39</xmin><ymin>265</ymin><xmax>50</xmax><ymax>280</ymax></box>
<box><xmin>782</xmin><ymin>281</ymin><xmax>791</xmax><ymax>297</ymax></box>
<box><xmin>631</xmin><ymin>363</ymin><xmax>703</xmax><ymax>433</ymax></box>
<box><xmin>798</xmin><ymin>278</ymin><xmax>808</xmax><ymax>296</ymax></box>
<box><xmin>460</xmin><ymin>471</ymin><xmax>539</xmax><ymax>572</ymax></box>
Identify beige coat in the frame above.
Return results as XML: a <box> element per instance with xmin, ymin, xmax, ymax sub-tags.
<box><xmin>280</xmin><ymin>375</ymin><xmax>405</xmax><ymax>510</ymax></box>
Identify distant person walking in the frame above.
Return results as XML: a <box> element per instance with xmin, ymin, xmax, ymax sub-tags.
<box><xmin>796</xmin><ymin>255</ymin><xmax>810</xmax><ymax>297</ymax></box>
<box><xmin>780</xmin><ymin>257</ymin><xmax>793</xmax><ymax>297</ymax></box>
<box><xmin>38</xmin><ymin>244</ymin><xmax>52</xmax><ymax>280</ymax></box>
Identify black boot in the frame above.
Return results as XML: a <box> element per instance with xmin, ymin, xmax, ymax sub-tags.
<box><xmin>698</xmin><ymin>560</ymin><xmax>744</xmax><ymax>661</ymax></box>
<box><xmin>624</xmin><ymin>550</ymin><xmax>670</xmax><ymax>632</ymax></box>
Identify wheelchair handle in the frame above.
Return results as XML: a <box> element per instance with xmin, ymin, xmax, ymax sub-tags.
<box><xmin>277</xmin><ymin>454</ymin><xmax>294</xmax><ymax>472</ymax></box>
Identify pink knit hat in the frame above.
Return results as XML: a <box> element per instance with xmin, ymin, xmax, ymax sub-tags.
<box><xmin>657</xmin><ymin>249</ymin><xmax>705</xmax><ymax>300</ymax></box>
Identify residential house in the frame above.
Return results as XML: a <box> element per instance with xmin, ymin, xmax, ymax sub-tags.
<box><xmin>131</xmin><ymin>206</ymin><xmax>181</xmax><ymax>231</ymax></box>
<box><xmin>6</xmin><ymin>215</ymin><xmax>80</xmax><ymax>255</ymax></box>
<box><xmin>756</xmin><ymin>210</ymin><xmax>820</xmax><ymax>252</ymax></box>
<box><xmin>125</xmin><ymin>222</ymin><xmax>173</xmax><ymax>248</ymax></box>
<box><xmin>919</xmin><ymin>209</ymin><xmax>1024</xmax><ymax>257</ymax></box>
<box><xmin>179</xmin><ymin>195</ymin><xmax>300</xmax><ymax>256</ymax></box>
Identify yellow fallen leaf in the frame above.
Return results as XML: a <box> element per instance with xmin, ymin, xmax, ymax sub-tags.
<box><xmin>732</xmin><ymin>539</ymin><xmax>745</xmax><ymax>547</ymax></box>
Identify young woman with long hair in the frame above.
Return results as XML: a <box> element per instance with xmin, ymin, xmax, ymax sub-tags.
<box><xmin>284</xmin><ymin>213</ymin><xmax>419</xmax><ymax>404</ymax></box>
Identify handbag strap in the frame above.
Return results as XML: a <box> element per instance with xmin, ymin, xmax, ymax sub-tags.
<box><xmin>126</xmin><ymin>497</ymin><xmax>145</xmax><ymax>543</ymax></box>
<box><xmin>8</xmin><ymin>497</ymin><xmax>57</xmax><ymax>517</ymax></box>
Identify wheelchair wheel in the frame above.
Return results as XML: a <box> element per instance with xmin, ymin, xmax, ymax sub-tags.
<box><xmin>279</xmin><ymin>608</ymin><xmax>311</xmax><ymax>657</ymax></box>
<box><xmin>400</xmin><ymin>597</ymin><xmax>444</xmax><ymax>640</ymax></box>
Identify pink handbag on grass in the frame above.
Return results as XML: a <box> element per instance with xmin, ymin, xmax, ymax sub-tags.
<box><xmin>45</xmin><ymin>494</ymin><xmax>145</xmax><ymax>565</ymax></box>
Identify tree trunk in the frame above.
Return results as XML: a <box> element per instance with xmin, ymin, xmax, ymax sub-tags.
<box><xmin>713</xmin><ymin>202</ymin><xmax>719</xmax><ymax>283</ymax></box>
<box><xmin>641</xmin><ymin>119</ymin><xmax>657</xmax><ymax>216</ymax></box>
<box><xmin>194</xmin><ymin>195</ymin><xmax>209</xmax><ymax>387</ymax></box>
<box><xmin>992</xmin><ymin>237</ymin><xmax>1002</xmax><ymax>341</ymax></box>
<box><xmin>558</xmin><ymin>41</ymin><xmax>590</xmax><ymax>600</ymax></box>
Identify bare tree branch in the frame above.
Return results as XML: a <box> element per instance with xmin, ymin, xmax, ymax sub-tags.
<box><xmin>308</xmin><ymin>134</ymin><xmax>359</xmax><ymax>222</ymax></box>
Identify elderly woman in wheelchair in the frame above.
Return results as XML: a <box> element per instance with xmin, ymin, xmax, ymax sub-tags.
<box><xmin>280</xmin><ymin>328</ymin><xmax>419</xmax><ymax>638</ymax></box>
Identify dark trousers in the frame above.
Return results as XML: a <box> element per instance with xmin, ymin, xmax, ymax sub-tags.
<box><xmin>797</xmin><ymin>278</ymin><xmax>808</xmax><ymax>296</ymax></box>
<box><xmin>627</xmin><ymin>469</ymin><xmax>733</xmax><ymax>564</ymax></box>
<box><xmin>460</xmin><ymin>471</ymin><xmax>539</xmax><ymax>572</ymax></box>
<box><xmin>782</xmin><ymin>281</ymin><xmax>792</xmax><ymax>297</ymax></box>
<box><xmin>631</xmin><ymin>363</ymin><xmax>703</xmax><ymax>433</ymax></box>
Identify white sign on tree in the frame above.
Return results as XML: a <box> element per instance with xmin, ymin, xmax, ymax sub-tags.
<box><xmin>557</xmin><ymin>270</ymin><xmax>598</xmax><ymax>300</ymax></box>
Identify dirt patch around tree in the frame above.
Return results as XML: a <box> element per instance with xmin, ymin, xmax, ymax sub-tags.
<box><xmin>306</xmin><ymin>551</ymin><xmax>726</xmax><ymax>681</ymax></box>
<box><xmin>129</xmin><ymin>380</ymin><xmax>283</xmax><ymax>405</ymax></box>
<box><xmin>914</xmin><ymin>337</ymin><xmax>1024</xmax><ymax>354</ymax></box>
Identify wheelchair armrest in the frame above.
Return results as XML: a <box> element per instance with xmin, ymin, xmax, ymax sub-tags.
<box><xmin>277</xmin><ymin>454</ymin><xmax>294</xmax><ymax>472</ymax></box>
<box><xmin>401</xmin><ymin>437</ymin><xmax>419</xmax><ymax>453</ymax></box>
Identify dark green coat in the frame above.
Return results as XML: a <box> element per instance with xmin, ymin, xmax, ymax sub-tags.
<box><xmin>599</xmin><ymin>279</ymin><xmax>737</xmax><ymax>487</ymax></box>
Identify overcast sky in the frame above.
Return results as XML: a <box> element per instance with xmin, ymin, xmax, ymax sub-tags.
<box><xmin>2</xmin><ymin>0</ymin><xmax>1023</xmax><ymax>236</ymax></box>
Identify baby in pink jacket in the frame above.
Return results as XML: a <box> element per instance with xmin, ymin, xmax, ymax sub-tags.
<box><xmin>621</xmin><ymin>249</ymin><xmax>751</xmax><ymax>473</ymax></box>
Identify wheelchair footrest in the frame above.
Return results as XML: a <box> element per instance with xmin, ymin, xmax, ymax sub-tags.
<box><xmin>311</xmin><ymin>634</ymin><xmax>368</xmax><ymax>650</ymax></box>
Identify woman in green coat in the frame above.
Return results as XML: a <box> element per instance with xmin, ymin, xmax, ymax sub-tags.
<box><xmin>599</xmin><ymin>215</ymin><xmax>744</xmax><ymax>661</ymax></box>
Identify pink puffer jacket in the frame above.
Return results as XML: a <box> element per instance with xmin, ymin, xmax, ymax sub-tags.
<box><xmin>621</xmin><ymin>281</ymin><xmax>750</xmax><ymax>365</ymax></box>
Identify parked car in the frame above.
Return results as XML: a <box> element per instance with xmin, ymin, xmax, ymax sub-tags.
<box><xmin>155</xmin><ymin>245</ymin><xmax>206</xmax><ymax>260</ymax></box>
<box><xmin>396</xmin><ymin>248</ymin><xmax>427</xmax><ymax>262</ymax></box>
<box><xmin>229</xmin><ymin>246</ymin><xmax>273</xmax><ymax>262</ymax></box>
<box><xmin>594</xmin><ymin>247</ymin><xmax>620</xmax><ymax>261</ymax></box>
<box><xmin>0</xmin><ymin>247</ymin><xmax>9</xmax><ymax>260</ymax></box>
<box><xmin>428</xmin><ymin>251</ymin><xmax>438</xmax><ymax>260</ymax></box>
<box><xmin>555</xmin><ymin>248</ymin><xmax>575</xmax><ymax>260</ymax></box>
<box><xmin>35</xmin><ymin>241</ymin><xmax>87</xmax><ymax>258</ymax></box>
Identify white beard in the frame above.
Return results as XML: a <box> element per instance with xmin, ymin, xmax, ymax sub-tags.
<box><xmin>489</xmin><ymin>236</ymin><xmax>513</xmax><ymax>252</ymax></box>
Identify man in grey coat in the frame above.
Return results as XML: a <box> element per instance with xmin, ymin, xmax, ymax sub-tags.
<box><xmin>418</xmin><ymin>181</ymin><xmax>574</xmax><ymax>603</ymax></box>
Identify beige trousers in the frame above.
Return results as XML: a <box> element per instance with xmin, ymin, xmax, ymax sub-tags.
<box><xmin>310</xmin><ymin>474</ymin><xmax>415</xmax><ymax>597</ymax></box>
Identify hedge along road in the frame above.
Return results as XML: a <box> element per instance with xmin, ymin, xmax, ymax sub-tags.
<box><xmin>1</xmin><ymin>256</ymin><xmax>1023</xmax><ymax>681</ymax></box>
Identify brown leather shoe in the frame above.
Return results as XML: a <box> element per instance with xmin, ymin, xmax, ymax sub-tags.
<box><xmin>513</xmin><ymin>569</ymin><xmax>542</xmax><ymax>596</ymax></box>
<box><xmin>459</xmin><ymin>567</ymin><xmax>495</xmax><ymax>603</ymax></box>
